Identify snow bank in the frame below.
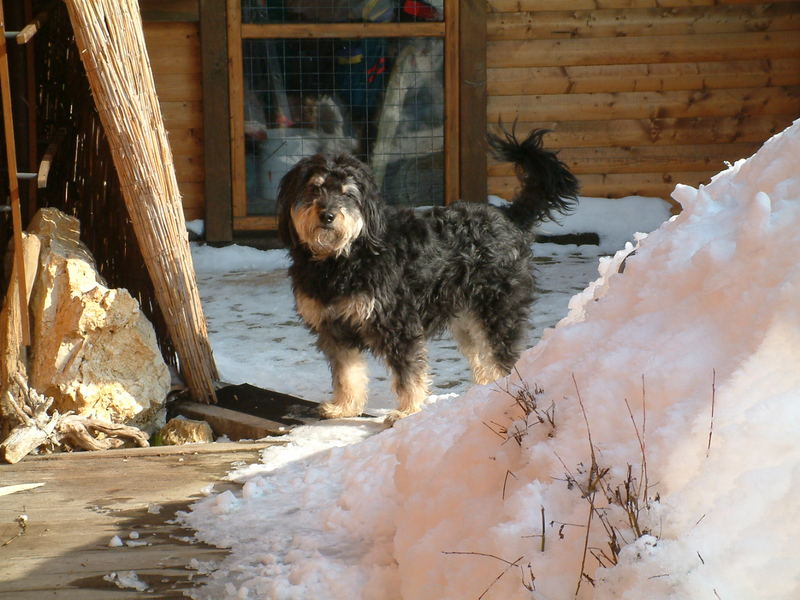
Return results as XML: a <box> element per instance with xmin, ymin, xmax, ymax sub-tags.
<box><xmin>182</xmin><ymin>119</ymin><xmax>800</xmax><ymax>599</ymax></box>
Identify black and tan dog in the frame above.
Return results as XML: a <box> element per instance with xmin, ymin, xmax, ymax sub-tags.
<box><xmin>277</xmin><ymin>128</ymin><xmax>579</xmax><ymax>423</ymax></box>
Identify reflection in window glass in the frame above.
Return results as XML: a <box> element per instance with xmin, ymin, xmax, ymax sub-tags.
<box><xmin>243</xmin><ymin>36</ymin><xmax>444</xmax><ymax>215</ymax></box>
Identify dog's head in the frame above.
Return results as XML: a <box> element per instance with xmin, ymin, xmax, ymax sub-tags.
<box><xmin>277</xmin><ymin>154</ymin><xmax>384</xmax><ymax>259</ymax></box>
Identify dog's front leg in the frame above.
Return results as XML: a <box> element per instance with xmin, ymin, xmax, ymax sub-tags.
<box><xmin>317</xmin><ymin>334</ymin><xmax>368</xmax><ymax>419</ymax></box>
<box><xmin>384</xmin><ymin>344</ymin><xmax>430</xmax><ymax>425</ymax></box>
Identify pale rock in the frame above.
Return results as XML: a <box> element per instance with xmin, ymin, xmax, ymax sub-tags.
<box><xmin>159</xmin><ymin>417</ymin><xmax>214</xmax><ymax>445</ymax></box>
<box><xmin>26</xmin><ymin>208</ymin><xmax>169</xmax><ymax>431</ymax></box>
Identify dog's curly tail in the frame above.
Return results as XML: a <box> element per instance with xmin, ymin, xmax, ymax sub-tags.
<box><xmin>487</xmin><ymin>125</ymin><xmax>579</xmax><ymax>229</ymax></box>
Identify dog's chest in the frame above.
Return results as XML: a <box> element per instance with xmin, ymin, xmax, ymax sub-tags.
<box><xmin>295</xmin><ymin>290</ymin><xmax>375</xmax><ymax>330</ymax></box>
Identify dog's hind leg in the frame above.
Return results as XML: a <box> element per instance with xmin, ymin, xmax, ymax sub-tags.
<box><xmin>384</xmin><ymin>340</ymin><xmax>430</xmax><ymax>425</ymax></box>
<box><xmin>318</xmin><ymin>335</ymin><xmax>369</xmax><ymax>419</ymax></box>
<box><xmin>451</xmin><ymin>313</ymin><xmax>510</xmax><ymax>385</ymax></box>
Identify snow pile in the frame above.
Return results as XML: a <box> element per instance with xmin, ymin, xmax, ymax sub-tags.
<box><xmin>182</xmin><ymin>120</ymin><xmax>800</xmax><ymax>599</ymax></box>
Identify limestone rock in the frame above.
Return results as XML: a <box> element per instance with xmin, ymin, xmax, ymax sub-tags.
<box><xmin>26</xmin><ymin>208</ymin><xmax>169</xmax><ymax>431</ymax></box>
<box><xmin>159</xmin><ymin>417</ymin><xmax>214</xmax><ymax>445</ymax></box>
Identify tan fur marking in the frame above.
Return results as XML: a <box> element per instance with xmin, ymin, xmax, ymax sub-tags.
<box><xmin>451</xmin><ymin>313</ymin><xmax>508</xmax><ymax>385</ymax></box>
<box><xmin>319</xmin><ymin>345</ymin><xmax>368</xmax><ymax>419</ymax></box>
<box><xmin>295</xmin><ymin>291</ymin><xmax>326</xmax><ymax>330</ymax></box>
<box><xmin>295</xmin><ymin>291</ymin><xmax>374</xmax><ymax>331</ymax></box>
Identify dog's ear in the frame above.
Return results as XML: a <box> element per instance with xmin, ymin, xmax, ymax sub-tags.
<box><xmin>336</xmin><ymin>154</ymin><xmax>385</xmax><ymax>252</ymax></box>
<box><xmin>277</xmin><ymin>154</ymin><xmax>325</xmax><ymax>247</ymax></box>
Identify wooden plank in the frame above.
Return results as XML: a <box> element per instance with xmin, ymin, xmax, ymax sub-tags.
<box><xmin>183</xmin><ymin>205</ymin><xmax>204</xmax><ymax>221</ymax></box>
<box><xmin>488</xmin><ymin>142</ymin><xmax>761</xmax><ymax>175</ymax></box>
<box><xmin>444</xmin><ymin>0</ymin><xmax>460</xmax><ymax>204</ymax></box>
<box><xmin>490</xmin><ymin>115</ymin><xmax>798</xmax><ymax>148</ymax></box>
<box><xmin>490</xmin><ymin>171</ymin><xmax>715</xmax><ymax>202</ymax></box>
<box><xmin>177</xmin><ymin>181</ymin><xmax>204</xmax><ymax>205</ymax></box>
<box><xmin>176</xmin><ymin>401</ymin><xmax>292</xmax><ymax>440</ymax></box>
<box><xmin>159</xmin><ymin>100</ymin><xmax>203</xmax><ymax>128</ymax></box>
<box><xmin>488</xmin><ymin>4</ymin><xmax>800</xmax><ymax>41</ymax></box>
<box><xmin>170</xmin><ymin>154</ymin><xmax>203</xmax><ymax>183</ymax></box>
<box><xmin>143</xmin><ymin>21</ymin><xmax>199</xmax><ymax>47</ymax></box>
<box><xmin>228</xmin><ymin>0</ymin><xmax>248</xmax><ymax>222</ymax></box>
<box><xmin>241</xmin><ymin>21</ymin><xmax>446</xmax><ymax>39</ymax></box>
<box><xmin>487</xmin><ymin>58</ymin><xmax>800</xmax><ymax>96</ymax></box>
<box><xmin>162</xmin><ymin>125</ymin><xmax>204</xmax><ymax>153</ymax></box>
<box><xmin>487</xmin><ymin>30</ymin><xmax>800</xmax><ymax>68</ymax></box>
<box><xmin>488</xmin><ymin>0</ymin><xmax>799</xmax><ymax>12</ymax></box>
<box><xmin>164</xmin><ymin>129</ymin><xmax>203</xmax><ymax>157</ymax></box>
<box><xmin>152</xmin><ymin>71</ymin><xmax>203</xmax><ymax>102</ymax></box>
<box><xmin>233</xmin><ymin>215</ymin><xmax>279</xmax><ymax>230</ymax></box>
<box><xmin>147</xmin><ymin>49</ymin><xmax>201</xmax><ymax>74</ymax></box>
<box><xmin>488</xmin><ymin>86</ymin><xmax>800</xmax><ymax>122</ymax></box>
<box><xmin>0</xmin><ymin>442</ymin><xmax>278</xmax><ymax>598</ymax></box>
<box><xmin>459</xmin><ymin>0</ymin><xmax>487</xmax><ymax>204</ymax></box>
<box><xmin>140</xmin><ymin>0</ymin><xmax>200</xmax><ymax>22</ymax></box>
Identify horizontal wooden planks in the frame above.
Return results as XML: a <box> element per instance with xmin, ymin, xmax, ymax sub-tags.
<box><xmin>143</xmin><ymin>21</ymin><xmax>205</xmax><ymax>221</ymax></box>
<box><xmin>488</xmin><ymin>115</ymin><xmax>797</xmax><ymax>147</ymax></box>
<box><xmin>486</xmin><ymin>0</ymin><xmax>800</xmax><ymax>200</ymax></box>
<box><xmin>0</xmin><ymin>442</ymin><xmax>278</xmax><ymax>599</ymax></box>
<box><xmin>488</xmin><ymin>4</ymin><xmax>800</xmax><ymax>40</ymax></box>
<box><xmin>489</xmin><ymin>142</ymin><xmax>760</xmax><ymax>176</ymax></box>
<box><xmin>488</xmin><ymin>58</ymin><xmax>800</xmax><ymax>95</ymax></box>
<box><xmin>488</xmin><ymin>30</ymin><xmax>799</xmax><ymax>68</ymax></box>
<box><xmin>140</xmin><ymin>0</ymin><xmax>200</xmax><ymax>22</ymax></box>
<box><xmin>489</xmin><ymin>86</ymin><xmax>800</xmax><ymax>122</ymax></box>
<box><xmin>489</xmin><ymin>0</ymin><xmax>800</xmax><ymax>12</ymax></box>
<box><xmin>490</xmin><ymin>171</ymin><xmax>718</xmax><ymax>201</ymax></box>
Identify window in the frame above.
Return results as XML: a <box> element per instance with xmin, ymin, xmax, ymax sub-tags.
<box><xmin>228</xmin><ymin>0</ymin><xmax>462</xmax><ymax>231</ymax></box>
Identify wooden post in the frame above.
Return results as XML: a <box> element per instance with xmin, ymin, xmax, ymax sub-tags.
<box><xmin>0</xmin><ymin>2</ymin><xmax>31</xmax><ymax>346</ymax></box>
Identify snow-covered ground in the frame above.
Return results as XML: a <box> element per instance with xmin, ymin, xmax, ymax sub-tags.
<box><xmin>180</xmin><ymin>119</ymin><xmax>800</xmax><ymax>600</ymax></box>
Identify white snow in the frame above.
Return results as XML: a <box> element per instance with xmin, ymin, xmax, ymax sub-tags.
<box><xmin>181</xmin><ymin>119</ymin><xmax>800</xmax><ymax>599</ymax></box>
<box><xmin>103</xmin><ymin>570</ymin><xmax>150</xmax><ymax>592</ymax></box>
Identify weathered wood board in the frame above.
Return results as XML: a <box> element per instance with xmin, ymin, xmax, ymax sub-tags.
<box><xmin>0</xmin><ymin>442</ymin><xmax>280</xmax><ymax>599</ymax></box>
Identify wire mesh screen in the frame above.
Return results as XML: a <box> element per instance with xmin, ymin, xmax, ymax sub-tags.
<box><xmin>243</xmin><ymin>35</ymin><xmax>445</xmax><ymax>214</ymax></box>
<box><xmin>243</xmin><ymin>0</ymin><xmax>444</xmax><ymax>24</ymax></box>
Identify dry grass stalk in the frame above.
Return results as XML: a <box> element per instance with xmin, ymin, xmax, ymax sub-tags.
<box><xmin>63</xmin><ymin>0</ymin><xmax>218</xmax><ymax>402</ymax></box>
<box><xmin>488</xmin><ymin>374</ymin><xmax>556</xmax><ymax>446</ymax></box>
<box><xmin>567</xmin><ymin>374</ymin><xmax>660</xmax><ymax>595</ymax></box>
<box><xmin>442</xmin><ymin>551</ymin><xmax>535</xmax><ymax>598</ymax></box>
<box><xmin>707</xmin><ymin>369</ymin><xmax>717</xmax><ymax>457</ymax></box>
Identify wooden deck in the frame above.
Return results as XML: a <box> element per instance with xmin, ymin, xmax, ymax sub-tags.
<box><xmin>0</xmin><ymin>441</ymin><xmax>280</xmax><ymax>599</ymax></box>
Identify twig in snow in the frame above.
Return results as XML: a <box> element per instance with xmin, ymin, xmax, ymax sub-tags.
<box><xmin>441</xmin><ymin>551</ymin><xmax>527</xmax><ymax>599</ymax></box>
<box><xmin>706</xmin><ymin>369</ymin><xmax>717</xmax><ymax>457</ymax></box>
<box><xmin>502</xmin><ymin>470</ymin><xmax>517</xmax><ymax>500</ymax></box>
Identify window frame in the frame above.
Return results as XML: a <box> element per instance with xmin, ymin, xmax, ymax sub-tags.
<box><xmin>202</xmin><ymin>0</ymin><xmax>485</xmax><ymax>239</ymax></box>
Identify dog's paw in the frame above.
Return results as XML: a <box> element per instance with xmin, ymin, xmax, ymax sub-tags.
<box><xmin>319</xmin><ymin>402</ymin><xmax>360</xmax><ymax>419</ymax></box>
<box><xmin>383</xmin><ymin>409</ymin><xmax>418</xmax><ymax>426</ymax></box>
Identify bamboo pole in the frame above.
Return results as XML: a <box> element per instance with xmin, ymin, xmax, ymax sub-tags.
<box><xmin>0</xmin><ymin>2</ymin><xmax>30</xmax><ymax>347</ymax></box>
<box><xmin>63</xmin><ymin>0</ymin><xmax>218</xmax><ymax>402</ymax></box>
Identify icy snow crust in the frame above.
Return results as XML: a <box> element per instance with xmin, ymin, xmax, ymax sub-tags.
<box><xmin>181</xmin><ymin>120</ymin><xmax>800</xmax><ymax>599</ymax></box>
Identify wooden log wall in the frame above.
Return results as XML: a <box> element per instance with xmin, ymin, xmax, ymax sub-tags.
<box><xmin>140</xmin><ymin>0</ymin><xmax>204</xmax><ymax>221</ymax></box>
<box><xmin>486</xmin><ymin>0</ymin><xmax>800</xmax><ymax>204</ymax></box>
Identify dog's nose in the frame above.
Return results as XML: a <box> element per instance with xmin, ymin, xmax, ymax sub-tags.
<box><xmin>319</xmin><ymin>210</ymin><xmax>335</xmax><ymax>225</ymax></box>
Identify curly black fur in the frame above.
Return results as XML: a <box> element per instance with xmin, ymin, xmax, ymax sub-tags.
<box><xmin>277</xmin><ymin>130</ymin><xmax>579</xmax><ymax>423</ymax></box>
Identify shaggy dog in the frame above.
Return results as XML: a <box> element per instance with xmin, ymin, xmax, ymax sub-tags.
<box><xmin>277</xmin><ymin>129</ymin><xmax>579</xmax><ymax>423</ymax></box>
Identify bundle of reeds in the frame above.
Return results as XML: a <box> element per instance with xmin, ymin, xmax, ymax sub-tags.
<box><xmin>63</xmin><ymin>0</ymin><xmax>218</xmax><ymax>402</ymax></box>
